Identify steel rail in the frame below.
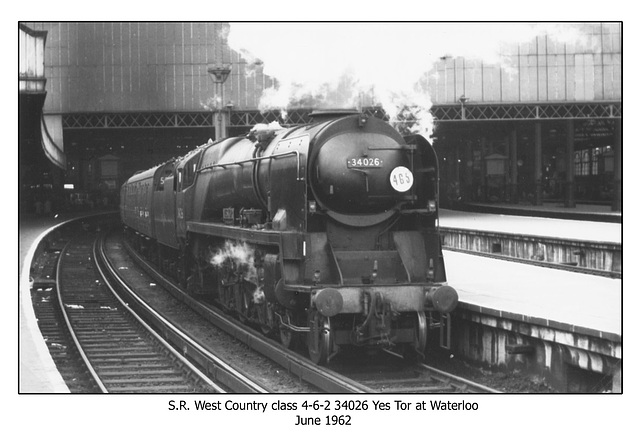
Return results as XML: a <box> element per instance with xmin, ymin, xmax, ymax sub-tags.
<box><xmin>381</xmin><ymin>349</ymin><xmax>502</xmax><ymax>393</ymax></box>
<box><xmin>55</xmin><ymin>240</ymin><xmax>109</xmax><ymax>393</ymax></box>
<box><xmin>94</xmin><ymin>237</ymin><xmax>270</xmax><ymax>393</ymax></box>
<box><xmin>97</xmin><ymin>236</ymin><xmax>270</xmax><ymax>393</ymax></box>
<box><xmin>415</xmin><ymin>362</ymin><xmax>503</xmax><ymax>393</ymax></box>
<box><xmin>91</xmin><ymin>236</ymin><xmax>228</xmax><ymax>393</ymax></box>
<box><xmin>122</xmin><ymin>239</ymin><xmax>373</xmax><ymax>394</ymax></box>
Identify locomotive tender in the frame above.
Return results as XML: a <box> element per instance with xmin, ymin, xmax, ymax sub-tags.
<box><xmin>120</xmin><ymin>110</ymin><xmax>458</xmax><ymax>364</ymax></box>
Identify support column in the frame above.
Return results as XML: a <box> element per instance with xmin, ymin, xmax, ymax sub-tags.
<box><xmin>510</xmin><ymin>128</ymin><xmax>518</xmax><ymax>203</ymax></box>
<box><xmin>214</xmin><ymin>111</ymin><xmax>223</xmax><ymax>141</ymax></box>
<box><xmin>455</xmin><ymin>146</ymin><xmax>460</xmax><ymax>200</ymax></box>
<box><xmin>612</xmin><ymin>119</ymin><xmax>621</xmax><ymax>212</ymax></box>
<box><xmin>207</xmin><ymin>64</ymin><xmax>231</xmax><ymax>141</ymax></box>
<box><xmin>564</xmin><ymin>119</ymin><xmax>575</xmax><ymax>208</ymax></box>
<box><xmin>465</xmin><ymin>141</ymin><xmax>473</xmax><ymax>201</ymax></box>
<box><xmin>534</xmin><ymin>122</ymin><xmax>543</xmax><ymax>206</ymax></box>
<box><xmin>220</xmin><ymin>109</ymin><xmax>231</xmax><ymax>140</ymax></box>
<box><xmin>480</xmin><ymin>137</ymin><xmax>487</xmax><ymax>202</ymax></box>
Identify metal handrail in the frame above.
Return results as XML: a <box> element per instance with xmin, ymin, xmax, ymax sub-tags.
<box><xmin>198</xmin><ymin>150</ymin><xmax>303</xmax><ymax>181</ymax></box>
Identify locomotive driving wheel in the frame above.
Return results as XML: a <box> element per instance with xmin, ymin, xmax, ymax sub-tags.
<box><xmin>308</xmin><ymin>310</ymin><xmax>333</xmax><ymax>365</ymax></box>
<box><xmin>403</xmin><ymin>311</ymin><xmax>427</xmax><ymax>361</ymax></box>
<box><xmin>415</xmin><ymin>311</ymin><xmax>428</xmax><ymax>355</ymax></box>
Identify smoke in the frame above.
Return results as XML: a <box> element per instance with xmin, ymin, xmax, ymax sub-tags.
<box><xmin>227</xmin><ymin>23</ymin><xmax>596</xmax><ymax>138</ymax></box>
<box><xmin>250</xmin><ymin>120</ymin><xmax>284</xmax><ymax>133</ymax></box>
<box><xmin>209</xmin><ymin>240</ymin><xmax>258</xmax><ymax>284</ymax></box>
<box><xmin>210</xmin><ymin>241</ymin><xmax>267</xmax><ymax>305</ymax></box>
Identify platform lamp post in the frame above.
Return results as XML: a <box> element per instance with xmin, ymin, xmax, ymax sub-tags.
<box><xmin>225</xmin><ymin>100</ymin><xmax>234</xmax><ymax>136</ymax></box>
<box><xmin>207</xmin><ymin>63</ymin><xmax>232</xmax><ymax>140</ymax></box>
<box><xmin>458</xmin><ymin>95</ymin><xmax>469</xmax><ymax>121</ymax></box>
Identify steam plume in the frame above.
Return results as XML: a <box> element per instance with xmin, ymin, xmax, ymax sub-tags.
<box><xmin>228</xmin><ymin>23</ymin><xmax>599</xmax><ymax>138</ymax></box>
<box><xmin>209</xmin><ymin>241</ymin><xmax>258</xmax><ymax>285</ymax></box>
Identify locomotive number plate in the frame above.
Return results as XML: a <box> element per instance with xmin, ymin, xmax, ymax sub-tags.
<box><xmin>347</xmin><ymin>157</ymin><xmax>383</xmax><ymax>168</ymax></box>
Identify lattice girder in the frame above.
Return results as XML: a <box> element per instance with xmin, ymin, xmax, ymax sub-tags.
<box><xmin>61</xmin><ymin>102</ymin><xmax>621</xmax><ymax>130</ymax></box>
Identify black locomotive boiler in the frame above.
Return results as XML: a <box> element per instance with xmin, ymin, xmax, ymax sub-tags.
<box><xmin>120</xmin><ymin>110</ymin><xmax>458</xmax><ymax>364</ymax></box>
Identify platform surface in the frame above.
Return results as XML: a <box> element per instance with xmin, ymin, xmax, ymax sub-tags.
<box><xmin>443</xmin><ymin>250</ymin><xmax>621</xmax><ymax>336</ymax></box>
<box><xmin>19</xmin><ymin>216</ymin><xmax>70</xmax><ymax>393</ymax></box>
<box><xmin>440</xmin><ymin>209</ymin><xmax>621</xmax><ymax>244</ymax></box>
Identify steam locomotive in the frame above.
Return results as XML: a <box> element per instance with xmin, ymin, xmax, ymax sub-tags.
<box><xmin>120</xmin><ymin>110</ymin><xmax>458</xmax><ymax>364</ymax></box>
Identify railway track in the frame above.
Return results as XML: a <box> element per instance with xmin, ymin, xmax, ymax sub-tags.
<box><xmin>113</xmin><ymin>230</ymin><xmax>504</xmax><ymax>394</ymax></box>
<box><xmin>27</xmin><ymin>216</ymin><xmax>509</xmax><ymax>394</ymax></box>
<box><xmin>110</xmin><ymin>231</ymin><xmax>371</xmax><ymax>394</ymax></box>
<box><xmin>357</xmin><ymin>362</ymin><xmax>501</xmax><ymax>393</ymax></box>
<box><xmin>54</xmin><ymin>229</ymin><xmax>225</xmax><ymax>393</ymax></box>
<box><xmin>30</xmin><ymin>237</ymin><xmax>100</xmax><ymax>393</ymax></box>
<box><xmin>96</xmin><ymin>233</ymin><xmax>275</xmax><ymax>393</ymax></box>
<box><xmin>330</xmin><ymin>350</ymin><xmax>501</xmax><ymax>393</ymax></box>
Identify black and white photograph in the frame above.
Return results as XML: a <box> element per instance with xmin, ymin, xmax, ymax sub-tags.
<box><xmin>16</xmin><ymin>16</ymin><xmax>626</xmax><ymax>431</ymax></box>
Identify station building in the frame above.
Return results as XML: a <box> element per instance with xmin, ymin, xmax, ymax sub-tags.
<box><xmin>19</xmin><ymin>22</ymin><xmax>621</xmax><ymax>214</ymax></box>
<box><xmin>426</xmin><ymin>23</ymin><xmax>621</xmax><ymax>212</ymax></box>
<box><xmin>19</xmin><ymin>22</ymin><xmax>279</xmax><ymax>213</ymax></box>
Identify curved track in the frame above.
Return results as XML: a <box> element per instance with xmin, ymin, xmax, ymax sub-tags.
<box><xmin>27</xmin><ymin>215</ymin><xmax>522</xmax><ymax>394</ymax></box>
<box><xmin>116</xmin><ymin>230</ymin><xmax>502</xmax><ymax>394</ymax></box>
<box><xmin>56</xmin><ymin>230</ymin><xmax>225</xmax><ymax>393</ymax></box>
<box><xmin>29</xmin><ymin>235</ymin><xmax>100</xmax><ymax>393</ymax></box>
<box><xmin>113</xmin><ymin>232</ymin><xmax>371</xmax><ymax>393</ymax></box>
<box><xmin>98</xmin><ymin>233</ymin><xmax>273</xmax><ymax>393</ymax></box>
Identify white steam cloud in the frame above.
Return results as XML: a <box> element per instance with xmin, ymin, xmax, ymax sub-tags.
<box><xmin>210</xmin><ymin>241</ymin><xmax>266</xmax><ymax>305</ymax></box>
<box><xmin>210</xmin><ymin>241</ymin><xmax>258</xmax><ymax>284</ymax></box>
<box><xmin>228</xmin><ymin>23</ymin><xmax>593</xmax><ymax>138</ymax></box>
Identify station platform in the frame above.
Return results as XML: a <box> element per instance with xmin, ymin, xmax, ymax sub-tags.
<box><xmin>446</xmin><ymin>201</ymin><xmax>621</xmax><ymax>223</ymax></box>
<box><xmin>443</xmin><ymin>248</ymin><xmax>621</xmax><ymax>391</ymax></box>
<box><xmin>438</xmin><ymin>205</ymin><xmax>621</xmax><ymax>276</ymax></box>
<box><xmin>439</xmin><ymin>208</ymin><xmax>621</xmax><ymax>244</ymax></box>
<box><xmin>439</xmin><ymin>204</ymin><xmax>621</xmax><ymax>336</ymax></box>
<box><xmin>443</xmin><ymin>250</ymin><xmax>621</xmax><ymax>336</ymax></box>
<box><xmin>19</xmin><ymin>215</ymin><xmax>71</xmax><ymax>393</ymax></box>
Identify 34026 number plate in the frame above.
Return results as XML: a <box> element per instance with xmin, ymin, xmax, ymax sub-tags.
<box><xmin>347</xmin><ymin>157</ymin><xmax>383</xmax><ymax>168</ymax></box>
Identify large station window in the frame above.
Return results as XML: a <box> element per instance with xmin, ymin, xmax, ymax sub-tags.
<box><xmin>574</xmin><ymin>150</ymin><xmax>589</xmax><ymax>176</ymax></box>
<box><xmin>575</xmin><ymin>147</ymin><xmax>607</xmax><ymax>176</ymax></box>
